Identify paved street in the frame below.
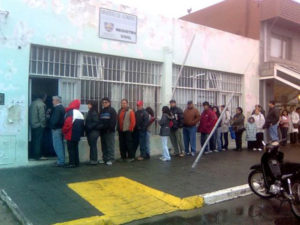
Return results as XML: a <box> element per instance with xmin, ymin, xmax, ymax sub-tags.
<box><xmin>132</xmin><ymin>194</ymin><xmax>300</xmax><ymax>225</ymax></box>
<box><xmin>0</xmin><ymin>144</ymin><xmax>299</xmax><ymax>225</ymax></box>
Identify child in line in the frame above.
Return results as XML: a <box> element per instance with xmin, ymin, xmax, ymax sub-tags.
<box><xmin>246</xmin><ymin>117</ymin><xmax>257</xmax><ymax>151</ymax></box>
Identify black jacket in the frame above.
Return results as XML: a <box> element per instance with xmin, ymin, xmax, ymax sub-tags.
<box><xmin>159</xmin><ymin>113</ymin><xmax>171</xmax><ymax>136</ymax></box>
<box><xmin>135</xmin><ymin>109</ymin><xmax>149</xmax><ymax>131</ymax></box>
<box><xmin>170</xmin><ymin>106</ymin><xmax>184</xmax><ymax>130</ymax></box>
<box><xmin>49</xmin><ymin>104</ymin><xmax>65</xmax><ymax>129</ymax></box>
<box><xmin>98</xmin><ymin>106</ymin><xmax>117</xmax><ymax>133</ymax></box>
<box><xmin>265</xmin><ymin>107</ymin><xmax>280</xmax><ymax>127</ymax></box>
<box><xmin>85</xmin><ymin>110</ymin><xmax>99</xmax><ymax>134</ymax></box>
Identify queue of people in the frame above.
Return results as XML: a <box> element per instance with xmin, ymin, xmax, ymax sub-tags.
<box><xmin>29</xmin><ymin>95</ymin><xmax>300</xmax><ymax>168</ymax></box>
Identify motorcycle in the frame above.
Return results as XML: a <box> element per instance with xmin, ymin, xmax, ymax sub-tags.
<box><xmin>248</xmin><ymin>141</ymin><xmax>300</xmax><ymax>218</ymax></box>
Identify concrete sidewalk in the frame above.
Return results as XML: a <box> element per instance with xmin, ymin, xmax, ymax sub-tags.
<box><xmin>0</xmin><ymin>144</ymin><xmax>299</xmax><ymax>225</ymax></box>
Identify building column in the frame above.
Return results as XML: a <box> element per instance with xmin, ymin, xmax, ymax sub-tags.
<box><xmin>161</xmin><ymin>47</ymin><xmax>173</xmax><ymax>106</ymax></box>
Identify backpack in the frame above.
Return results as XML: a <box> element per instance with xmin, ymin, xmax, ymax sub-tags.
<box><xmin>169</xmin><ymin>120</ymin><xmax>174</xmax><ymax>128</ymax></box>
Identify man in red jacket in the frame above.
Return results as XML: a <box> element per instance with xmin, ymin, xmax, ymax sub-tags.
<box><xmin>62</xmin><ymin>99</ymin><xmax>84</xmax><ymax>168</ymax></box>
<box><xmin>198</xmin><ymin>102</ymin><xmax>217</xmax><ymax>154</ymax></box>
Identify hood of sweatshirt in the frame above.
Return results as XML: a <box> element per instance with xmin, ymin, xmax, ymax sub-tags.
<box><xmin>65</xmin><ymin>99</ymin><xmax>81</xmax><ymax>112</ymax></box>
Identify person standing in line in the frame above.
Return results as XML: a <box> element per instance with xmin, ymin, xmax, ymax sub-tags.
<box><xmin>98</xmin><ymin>97</ymin><xmax>117</xmax><ymax>166</ymax></box>
<box><xmin>49</xmin><ymin>96</ymin><xmax>65</xmax><ymax>167</ymax></box>
<box><xmin>246</xmin><ymin>117</ymin><xmax>257</xmax><ymax>151</ymax></box>
<box><xmin>252</xmin><ymin>108</ymin><xmax>265</xmax><ymax>151</ymax></box>
<box><xmin>159</xmin><ymin>106</ymin><xmax>172</xmax><ymax>161</ymax></box>
<box><xmin>145</xmin><ymin>107</ymin><xmax>155</xmax><ymax>159</ymax></box>
<box><xmin>289</xmin><ymin>105</ymin><xmax>300</xmax><ymax>144</ymax></box>
<box><xmin>212</xmin><ymin>106</ymin><xmax>222</xmax><ymax>152</ymax></box>
<box><xmin>198</xmin><ymin>102</ymin><xmax>216</xmax><ymax>154</ymax></box>
<box><xmin>169</xmin><ymin>100</ymin><xmax>185</xmax><ymax>157</ymax></box>
<box><xmin>231</xmin><ymin>107</ymin><xmax>245</xmax><ymax>151</ymax></box>
<box><xmin>183</xmin><ymin>101</ymin><xmax>201</xmax><ymax>156</ymax></box>
<box><xmin>29</xmin><ymin>93</ymin><xmax>47</xmax><ymax>160</ymax></box>
<box><xmin>264</xmin><ymin>100</ymin><xmax>280</xmax><ymax>142</ymax></box>
<box><xmin>279</xmin><ymin>110</ymin><xmax>289</xmax><ymax>146</ymax></box>
<box><xmin>117</xmin><ymin>99</ymin><xmax>136</xmax><ymax>162</ymax></box>
<box><xmin>62</xmin><ymin>99</ymin><xmax>84</xmax><ymax>168</ymax></box>
<box><xmin>135</xmin><ymin>101</ymin><xmax>149</xmax><ymax>161</ymax></box>
<box><xmin>220</xmin><ymin>105</ymin><xmax>231</xmax><ymax>151</ymax></box>
<box><xmin>252</xmin><ymin>105</ymin><xmax>266</xmax><ymax>117</ymax></box>
<box><xmin>85</xmin><ymin>100</ymin><xmax>99</xmax><ymax>165</ymax></box>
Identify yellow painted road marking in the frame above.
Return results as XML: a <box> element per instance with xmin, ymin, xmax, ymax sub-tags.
<box><xmin>53</xmin><ymin>176</ymin><xmax>203</xmax><ymax>225</ymax></box>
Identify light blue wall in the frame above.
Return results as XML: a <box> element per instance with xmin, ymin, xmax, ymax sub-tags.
<box><xmin>0</xmin><ymin>0</ymin><xmax>259</xmax><ymax>167</ymax></box>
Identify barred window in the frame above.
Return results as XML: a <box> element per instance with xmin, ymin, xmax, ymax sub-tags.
<box><xmin>172</xmin><ymin>65</ymin><xmax>242</xmax><ymax>114</ymax></box>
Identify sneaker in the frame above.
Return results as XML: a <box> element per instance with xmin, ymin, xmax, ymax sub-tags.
<box><xmin>98</xmin><ymin>160</ymin><xmax>105</xmax><ymax>164</ymax></box>
<box><xmin>222</xmin><ymin>148</ymin><xmax>226</xmax><ymax>151</ymax></box>
<box><xmin>126</xmin><ymin>158</ymin><xmax>135</xmax><ymax>163</ymax></box>
<box><xmin>137</xmin><ymin>156</ymin><xmax>144</xmax><ymax>161</ymax></box>
<box><xmin>160</xmin><ymin>157</ymin><xmax>171</xmax><ymax>161</ymax></box>
<box><xmin>191</xmin><ymin>152</ymin><xmax>196</xmax><ymax>156</ymax></box>
<box><xmin>213</xmin><ymin>150</ymin><xmax>219</xmax><ymax>153</ymax></box>
<box><xmin>179</xmin><ymin>153</ymin><xmax>185</xmax><ymax>157</ymax></box>
<box><xmin>106</xmin><ymin>161</ymin><xmax>113</xmax><ymax>166</ymax></box>
<box><xmin>40</xmin><ymin>156</ymin><xmax>48</xmax><ymax>160</ymax></box>
<box><xmin>185</xmin><ymin>152</ymin><xmax>191</xmax><ymax>156</ymax></box>
<box><xmin>253</xmin><ymin>148</ymin><xmax>257</xmax><ymax>151</ymax></box>
<box><xmin>258</xmin><ymin>148</ymin><xmax>263</xmax><ymax>152</ymax></box>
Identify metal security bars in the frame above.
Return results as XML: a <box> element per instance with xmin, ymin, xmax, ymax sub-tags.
<box><xmin>172</xmin><ymin>65</ymin><xmax>242</xmax><ymax>114</ymax></box>
<box><xmin>29</xmin><ymin>45</ymin><xmax>162</xmax><ymax>126</ymax></box>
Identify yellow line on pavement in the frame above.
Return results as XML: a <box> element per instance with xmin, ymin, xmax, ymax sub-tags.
<box><xmin>53</xmin><ymin>177</ymin><xmax>203</xmax><ymax>225</ymax></box>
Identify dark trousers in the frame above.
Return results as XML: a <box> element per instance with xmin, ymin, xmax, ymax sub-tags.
<box><xmin>201</xmin><ymin>133</ymin><xmax>209</xmax><ymax>152</ymax></box>
<box><xmin>235</xmin><ymin>130</ymin><xmax>243</xmax><ymax>150</ymax></box>
<box><xmin>221</xmin><ymin>132</ymin><xmax>228</xmax><ymax>150</ymax></box>
<box><xmin>119</xmin><ymin>131</ymin><xmax>135</xmax><ymax>159</ymax></box>
<box><xmin>210</xmin><ymin>131</ymin><xmax>216</xmax><ymax>151</ymax></box>
<box><xmin>67</xmin><ymin>141</ymin><xmax>79</xmax><ymax>166</ymax></box>
<box><xmin>87</xmin><ymin>130</ymin><xmax>99</xmax><ymax>162</ymax></box>
<box><xmin>290</xmin><ymin>132</ymin><xmax>298</xmax><ymax>144</ymax></box>
<box><xmin>101</xmin><ymin>132</ymin><xmax>115</xmax><ymax>162</ymax></box>
<box><xmin>247</xmin><ymin>141</ymin><xmax>256</xmax><ymax>149</ymax></box>
<box><xmin>280</xmin><ymin>127</ymin><xmax>288</xmax><ymax>145</ymax></box>
<box><xmin>31</xmin><ymin>127</ymin><xmax>45</xmax><ymax>159</ymax></box>
<box><xmin>255</xmin><ymin>132</ymin><xmax>264</xmax><ymax>149</ymax></box>
<box><xmin>138</xmin><ymin>130</ymin><xmax>147</xmax><ymax>158</ymax></box>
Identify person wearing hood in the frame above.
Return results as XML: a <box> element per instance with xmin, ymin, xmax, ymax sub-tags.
<box><xmin>246</xmin><ymin>117</ymin><xmax>257</xmax><ymax>151</ymax></box>
<box><xmin>85</xmin><ymin>100</ymin><xmax>99</xmax><ymax>165</ymax></box>
<box><xmin>62</xmin><ymin>99</ymin><xmax>84</xmax><ymax>168</ymax></box>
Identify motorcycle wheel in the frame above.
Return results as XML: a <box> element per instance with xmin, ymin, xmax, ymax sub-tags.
<box><xmin>248</xmin><ymin>170</ymin><xmax>274</xmax><ymax>199</ymax></box>
<box><xmin>291</xmin><ymin>180</ymin><xmax>300</xmax><ymax>219</ymax></box>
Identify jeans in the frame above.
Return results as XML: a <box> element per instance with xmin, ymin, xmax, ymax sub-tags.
<box><xmin>87</xmin><ymin>130</ymin><xmax>99</xmax><ymax>162</ymax></box>
<box><xmin>145</xmin><ymin>131</ymin><xmax>151</xmax><ymax>158</ymax></box>
<box><xmin>51</xmin><ymin>129</ymin><xmax>65</xmax><ymax>165</ymax></box>
<box><xmin>169</xmin><ymin>128</ymin><xmax>184</xmax><ymax>154</ymax></box>
<box><xmin>221</xmin><ymin>132</ymin><xmax>229</xmax><ymax>150</ymax></box>
<box><xmin>201</xmin><ymin>133</ymin><xmax>209</xmax><ymax>152</ymax></box>
<box><xmin>269</xmin><ymin>124</ymin><xmax>279</xmax><ymax>141</ymax></box>
<box><xmin>161</xmin><ymin>136</ymin><xmax>171</xmax><ymax>160</ymax></box>
<box><xmin>138</xmin><ymin>130</ymin><xmax>147</xmax><ymax>158</ymax></box>
<box><xmin>101</xmin><ymin>132</ymin><xmax>115</xmax><ymax>162</ymax></box>
<box><xmin>183</xmin><ymin>126</ymin><xmax>197</xmax><ymax>154</ymax></box>
<box><xmin>216</xmin><ymin>127</ymin><xmax>222</xmax><ymax>151</ymax></box>
<box><xmin>210</xmin><ymin>132</ymin><xmax>216</xmax><ymax>151</ymax></box>
<box><xmin>67</xmin><ymin>140</ymin><xmax>79</xmax><ymax>166</ymax></box>
<box><xmin>31</xmin><ymin>127</ymin><xmax>45</xmax><ymax>159</ymax></box>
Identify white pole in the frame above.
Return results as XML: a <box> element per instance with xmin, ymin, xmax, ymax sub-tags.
<box><xmin>192</xmin><ymin>93</ymin><xmax>235</xmax><ymax>169</ymax></box>
<box><xmin>172</xmin><ymin>34</ymin><xmax>196</xmax><ymax>98</ymax></box>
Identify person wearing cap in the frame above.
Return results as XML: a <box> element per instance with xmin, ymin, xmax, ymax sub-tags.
<box><xmin>117</xmin><ymin>99</ymin><xmax>136</xmax><ymax>162</ymax></box>
<box><xmin>169</xmin><ymin>100</ymin><xmax>184</xmax><ymax>157</ymax></box>
<box><xmin>183</xmin><ymin>101</ymin><xmax>200</xmax><ymax>156</ymax></box>
<box><xmin>98</xmin><ymin>97</ymin><xmax>117</xmax><ymax>166</ymax></box>
<box><xmin>135</xmin><ymin>101</ymin><xmax>149</xmax><ymax>160</ymax></box>
<box><xmin>49</xmin><ymin>96</ymin><xmax>65</xmax><ymax>166</ymax></box>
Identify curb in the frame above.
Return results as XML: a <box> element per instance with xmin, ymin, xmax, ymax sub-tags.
<box><xmin>202</xmin><ymin>184</ymin><xmax>252</xmax><ymax>205</ymax></box>
<box><xmin>0</xmin><ymin>189</ymin><xmax>33</xmax><ymax>225</ymax></box>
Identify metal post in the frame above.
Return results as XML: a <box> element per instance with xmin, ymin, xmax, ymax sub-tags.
<box><xmin>192</xmin><ymin>93</ymin><xmax>235</xmax><ymax>169</ymax></box>
<box><xmin>172</xmin><ymin>34</ymin><xmax>196</xmax><ymax>98</ymax></box>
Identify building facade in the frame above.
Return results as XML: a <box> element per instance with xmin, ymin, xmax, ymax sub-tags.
<box><xmin>181</xmin><ymin>0</ymin><xmax>300</xmax><ymax>109</ymax></box>
<box><xmin>0</xmin><ymin>0</ymin><xmax>259</xmax><ymax>168</ymax></box>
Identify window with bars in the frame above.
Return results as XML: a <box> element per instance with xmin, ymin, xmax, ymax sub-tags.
<box><xmin>172</xmin><ymin>65</ymin><xmax>242</xmax><ymax>114</ymax></box>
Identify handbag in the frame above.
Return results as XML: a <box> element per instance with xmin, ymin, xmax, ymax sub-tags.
<box><xmin>229</xmin><ymin>126</ymin><xmax>236</xmax><ymax>140</ymax></box>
